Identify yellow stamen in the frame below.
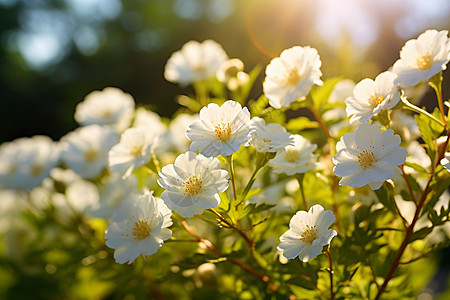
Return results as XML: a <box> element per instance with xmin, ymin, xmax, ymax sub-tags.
<box><xmin>286</xmin><ymin>69</ymin><xmax>301</xmax><ymax>86</ymax></box>
<box><xmin>285</xmin><ymin>149</ymin><xmax>299</xmax><ymax>162</ymax></box>
<box><xmin>300</xmin><ymin>225</ymin><xmax>318</xmax><ymax>244</ymax></box>
<box><xmin>130</xmin><ymin>144</ymin><xmax>143</xmax><ymax>157</ymax></box>
<box><xmin>416</xmin><ymin>55</ymin><xmax>432</xmax><ymax>70</ymax></box>
<box><xmin>368</xmin><ymin>95</ymin><xmax>384</xmax><ymax>108</ymax></box>
<box><xmin>182</xmin><ymin>175</ymin><xmax>203</xmax><ymax>196</ymax></box>
<box><xmin>358</xmin><ymin>150</ymin><xmax>376</xmax><ymax>168</ymax></box>
<box><xmin>31</xmin><ymin>165</ymin><xmax>43</xmax><ymax>177</ymax></box>
<box><xmin>85</xmin><ymin>149</ymin><xmax>98</xmax><ymax>162</ymax></box>
<box><xmin>132</xmin><ymin>219</ymin><xmax>151</xmax><ymax>239</ymax></box>
<box><xmin>214</xmin><ymin>123</ymin><xmax>232</xmax><ymax>142</ymax></box>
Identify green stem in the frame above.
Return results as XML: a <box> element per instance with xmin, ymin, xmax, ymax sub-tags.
<box><xmin>401</xmin><ymin>95</ymin><xmax>445</xmax><ymax>128</ymax></box>
<box><xmin>224</xmin><ymin>155</ymin><xmax>237</xmax><ymax>205</ymax></box>
<box><xmin>238</xmin><ymin>152</ymin><xmax>272</xmax><ymax>206</ymax></box>
<box><xmin>295</xmin><ymin>173</ymin><xmax>308</xmax><ymax>211</ymax></box>
<box><xmin>193</xmin><ymin>80</ymin><xmax>209</xmax><ymax>106</ymax></box>
<box><xmin>428</xmin><ymin>72</ymin><xmax>447</xmax><ymax>130</ymax></box>
<box><xmin>326</xmin><ymin>250</ymin><xmax>335</xmax><ymax>300</ymax></box>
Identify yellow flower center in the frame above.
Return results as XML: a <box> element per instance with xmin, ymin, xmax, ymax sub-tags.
<box><xmin>101</xmin><ymin>109</ymin><xmax>113</xmax><ymax>118</ymax></box>
<box><xmin>130</xmin><ymin>144</ymin><xmax>143</xmax><ymax>157</ymax></box>
<box><xmin>285</xmin><ymin>149</ymin><xmax>299</xmax><ymax>162</ymax></box>
<box><xmin>263</xmin><ymin>138</ymin><xmax>272</xmax><ymax>143</ymax></box>
<box><xmin>214</xmin><ymin>123</ymin><xmax>232</xmax><ymax>142</ymax></box>
<box><xmin>300</xmin><ymin>225</ymin><xmax>318</xmax><ymax>244</ymax></box>
<box><xmin>194</xmin><ymin>64</ymin><xmax>205</xmax><ymax>72</ymax></box>
<box><xmin>416</xmin><ymin>55</ymin><xmax>432</xmax><ymax>70</ymax></box>
<box><xmin>358</xmin><ymin>150</ymin><xmax>376</xmax><ymax>168</ymax></box>
<box><xmin>368</xmin><ymin>95</ymin><xmax>384</xmax><ymax>108</ymax></box>
<box><xmin>85</xmin><ymin>149</ymin><xmax>98</xmax><ymax>162</ymax></box>
<box><xmin>31</xmin><ymin>165</ymin><xmax>43</xmax><ymax>177</ymax></box>
<box><xmin>182</xmin><ymin>175</ymin><xmax>203</xmax><ymax>196</ymax></box>
<box><xmin>132</xmin><ymin>219</ymin><xmax>151</xmax><ymax>239</ymax></box>
<box><xmin>286</xmin><ymin>69</ymin><xmax>301</xmax><ymax>86</ymax></box>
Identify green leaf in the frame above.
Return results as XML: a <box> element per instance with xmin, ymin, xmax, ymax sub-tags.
<box><xmin>404</xmin><ymin>161</ymin><xmax>428</xmax><ymax>173</ymax></box>
<box><xmin>409</xmin><ymin>227</ymin><xmax>433</xmax><ymax>243</ymax></box>
<box><xmin>414</xmin><ymin>115</ymin><xmax>437</xmax><ymax>162</ymax></box>
<box><xmin>239</xmin><ymin>64</ymin><xmax>262</xmax><ymax>104</ymax></box>
<box><xmin>374</xmin><ymin>183</ymin><xmax>396</xmax><ymax>213</ymax></box>
<box><xmin>310</xmin><ymin>77</ymin><xmax>341</xmax><ymax>111</ymax></box>
<box><xmin>286</xmin><ymin>116</ymin><xmax>319</xmax><ymax>131</ymax></box>
<box><xmin>422</xmin><ymin>177</ymin><xmax>450</xmax><ymax>217</ymax></box>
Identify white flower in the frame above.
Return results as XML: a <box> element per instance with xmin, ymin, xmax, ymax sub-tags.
<box><xmin>166</xmin><ymin>113</ymin><xmax>199</xmax><ymax>153</ymax></box>
<box><xmin>0</xmin><ymin>136</ymin><xmax>60</xmax><ymax>190</ymax></box>
<box><xmin>269</xmin><ymin>135</ymin><xmax>318</xmax><ymax>175</ymax></box>
<box><xmin>132</xmin><ymin>107</ymin><xmax>167</xmax><ymax>137</ymax></box>
<box><xmin>392</xmin><ymin>29</ymin><xmax>450</xmax><ymax>87</ymax></box>
<box><xmin>164</xmin><ymin>39</ymin><xmax>228</xmax><ymax>86</ymax></box>
<box><xmin>108</xmin><ymin>126</ymin><xmax>157</xmax><ymax>178</ymax></box>
<box><xmin>105</xmin><ymin>190</ymin><xmax>172</xmax><ymax>264</ymax></box>
<box><xmin>278</xmin><ymin>204</ymin><xmax>337</xmax><ymax>262</ymax></box>
<box><xmin>345</xmin><ymin>71</ymin><xmax>400</xmax><ymax>124</ymax></box>
<box><xmin>65</xmin><ymin>179</ymin><xmax>100</xmax><ymax>215</ymax></box>
<box><xmin>157</xmin><ymin>151</ymin><xmax>229</xmax><ymax>217</ymax></box>
<box><xmin>61</xmin><ymin>125</ymin><xmax>118</xmax><ymax>179</ymax></box>
<box><xmin>186</xmin><ymin>100</ymin><xmax>254</xmax><ymax>157</ymax></box>
<box><xmin>333</xmin><ymin>123</ymin><xmax>408</xmax><ymax>190</ymax></box>
<box><xmin>390</xmin><ymin>110</ymin><xmax>420</xmax><ymax>142</ymax></box>
<box><xmin>75</xmin><ymin>87</ymin><xmax>135</xmax><ymax>132</ymax></box>
<box><xmin>328</xmin><ymin>79</ymin><xmax>355</xmax><ymax>104</ymax></box>
<box><xmin>263</xmin><ymin>46</ymin><xmax>323</xmax><ymax>109</ymax></box>
<box><xmin>216</xmin><ymin>58</ymin><xmax>249</xmax><ymax>90</ymax></box>
<box><xmin>249</xmin><ymin>117</ymin><xmax>293</xmax><ymax>153</ymax></box>
<box><xmin>92</xmin><ymin>173</ymin><xmax>138</xmax><ymax>219</ymax></box>
<box><xmin>441</xmin><ymin>152</ymin><xmax>450</xmax><ymax>172</ymax></box>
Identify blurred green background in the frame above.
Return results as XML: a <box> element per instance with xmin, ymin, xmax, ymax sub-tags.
<box><xmin>0</xmin><ymin>0</ymin><xmax>449</xmax><ymax>143</ymax></box>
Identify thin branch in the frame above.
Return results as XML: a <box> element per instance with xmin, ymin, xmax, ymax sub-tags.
<box><xmin>209</xmin><ymin>208</ymin><xmax>255</xmax><ymax>253</ymax></box>
<box><xmin>375</xmin><ymin>134</ymin><xmax>450</xmax><ymax>299</ymax></box>
<box><xmin>326</xmin><ymin>250</ymin><xmax>335</xmax><ymax>300</ymax></box>
<box><xmin>180</xmin><ymin>220</ymin><xmax>275</xmax><ymax>290</ymax></box>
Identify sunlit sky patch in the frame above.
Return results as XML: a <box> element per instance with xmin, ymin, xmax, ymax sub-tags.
<box><xmin>315</xmin><ymin>0</ymin><xmax>450</xmax><ymax>47</ymax></box>
<box><xmin>5</xmin><ymin>0</ymin><xmax>449</xmax><ymax>70</ymax></box>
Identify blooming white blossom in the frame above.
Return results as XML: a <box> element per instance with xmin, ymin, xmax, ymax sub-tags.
<box><xmin>65</xmin><ymin>179</ymin><xmax>100</xmax><ymax>215</ymax></box>
<box><xmin>249</xmin><ymin>117</ymin><xmax>293</xmax><ymax>153</ymax></box>
<box><xmin>186</xmin><ymin>100</ymin><xmax>254</xmax><ymax>157</ymax></box>
<box><xmin>92</xmin><ymin>174</ymin><xmax>138</xmax><ymax>219</ymax></box>
<box><xmin>157</xmin><ymin>151</ymin><xmax>229</xmax><ymax>217</ymax></box>
<box><xmin>269</xmin><ymin>135</ymin><xmax>318</xmax><ymax>175</ymax></box>
<box><xmin>216</xmin><ymin>58</ymin><xmax>249</xmax><ymax>90</ymax></box>
<box><xmin>328</xmin><ymin>79</ymin><xmax>355</xmax><ymax>104</ymax></box>
<box><xmin>164</xmin><ymin>39</ymin><xmax>228</xmax><ymax>86</ymax></box>
<box><xmin>75</xmin><ymin>87</ymin><xmax>135</xmax><ymax>132</ymax></box>
<box><xmin>105</xmin><ymin>190</ymin><xmax>172</xmax><ymax>264</ymax></box>
<box><xmin>61</xmin><ymin>125</ymin><xmax>118</xmax><ymax>179</ymax></box>
<box><xmin>263</xmin><ymin>46</ymin><xmax>323</xmax><ymax>109</ymax></box>
<box><xmin>278</xmin><ymin>204</ymin><xmax>337</xmax><ymax>262</ymax></box>
<box><xmin>333</xmin><ymin>123</ymin><xmax>408</xmax><ymax>190</ymax></box>
<box><xmin>392</xmin><ymin>29</ymin><xmax>450</xmax><ymax>87</ymax></box>
<box><xmin>132</xmin><ymin>107</ymin><xmax>167</xmax><ymax>137</ymax></box>
<box><xmin>390</xmin><ymin>110</ymin><xmax>420</xmax><ymax>142</ymax></box>
<box><xmin>0</xmin><ymin>136</ymin><xmax>60</xmax><ymax>190</ymax></box>
<box><xmin>441</xmin><ymin>152</ymin><xmax>450</xmax><ymax>172</ymax></box>
<box><xmin>166</xmin><ymin>113</ymin><xmax>199</xmax><ymax>153</ymax></box>
<box><xmin>108</xmin><ymin>126</ymin><xmax>158</xmax><ymax>178</ymax></box>
<box><xmin>345</xmin><ymin>71</ymin><xmax>400</xmax><ymax>124</ymax></box>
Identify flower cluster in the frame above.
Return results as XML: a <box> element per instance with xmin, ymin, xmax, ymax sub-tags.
<box><xmin>1</xmin><ymin>29</ymin><xmax>450</xmax><ymax>300</ymax></box>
